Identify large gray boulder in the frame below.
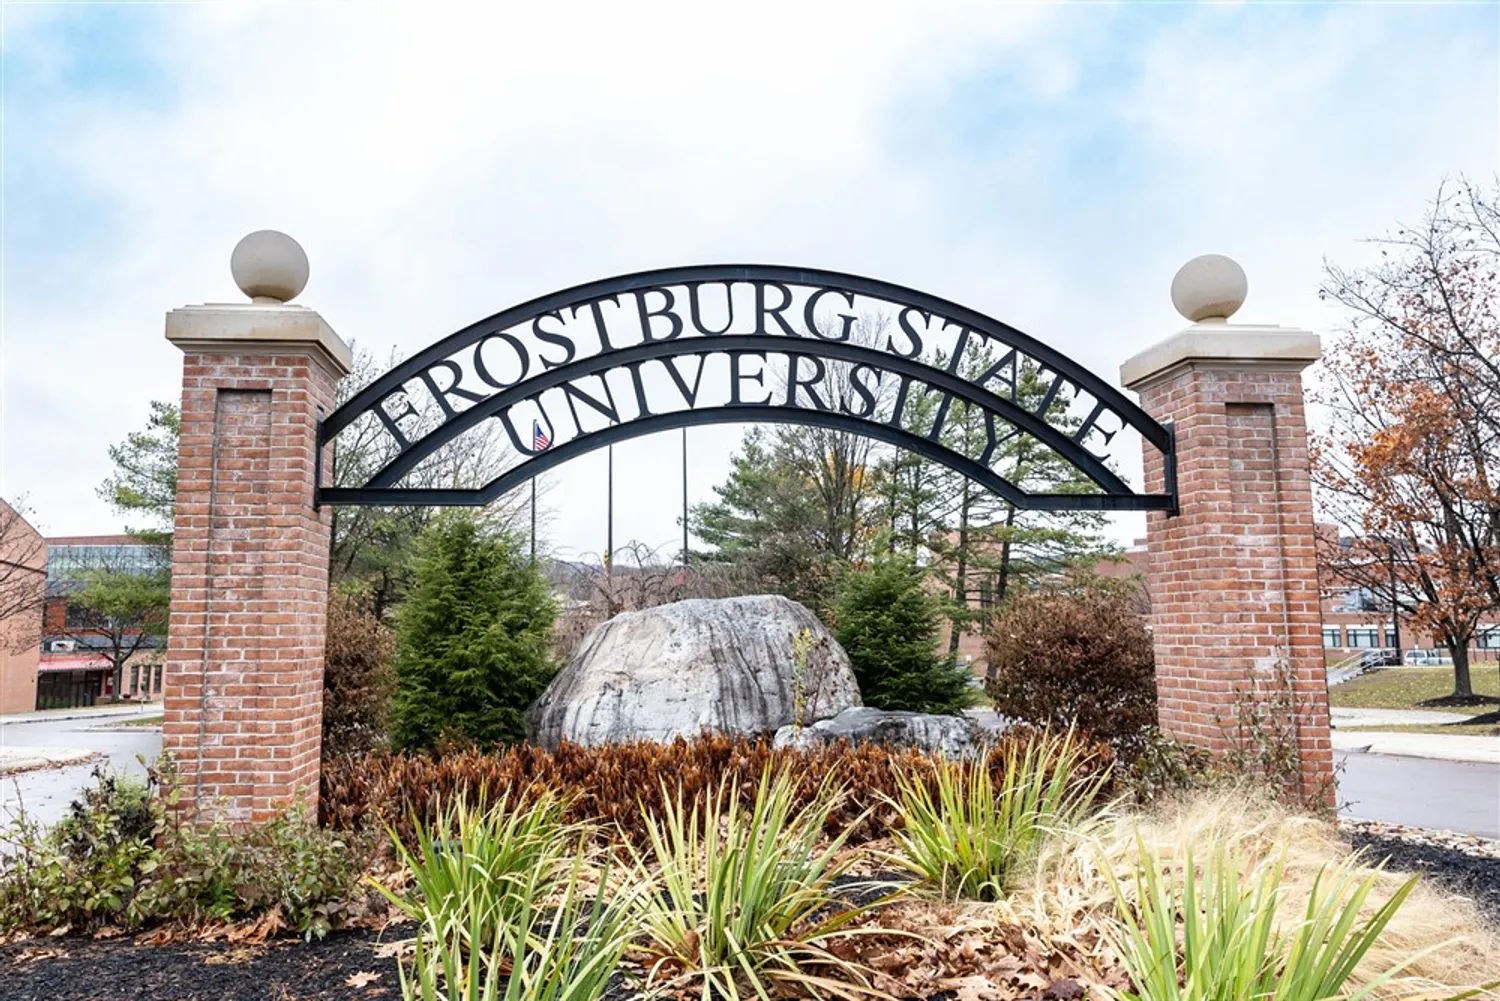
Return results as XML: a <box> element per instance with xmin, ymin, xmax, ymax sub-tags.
<box><xmin>773</xmin><ymin>707</ymin><xmax>981</xmax><ymax>757</ymax></box>
<box><xmin>527</xmin><ymin>595</ymin><xmax>861</xmax><ymax>748</ymax></box>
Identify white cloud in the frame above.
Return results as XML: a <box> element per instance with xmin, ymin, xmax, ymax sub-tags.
<box><xmin>1</xmin><ymin>1</ymin><xmax>1494</xmax><ymax>556</ymax></box>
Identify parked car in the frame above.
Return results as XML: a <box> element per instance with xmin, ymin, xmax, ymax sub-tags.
<box><xmin>1358</xmin><ymin>648</ymin><xmax>1401</xmax><ymax>668</ymax></box>
<box><xmin>1403</xmin><ymin>648</ymin><xmax>1452</xmax><ymax>666</ymax></box>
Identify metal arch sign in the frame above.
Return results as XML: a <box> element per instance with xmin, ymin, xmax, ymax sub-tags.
<box><xmin>315</xmin><ymin>265</ymin><xmax>1177</xmax><ymax>512</ymax></box>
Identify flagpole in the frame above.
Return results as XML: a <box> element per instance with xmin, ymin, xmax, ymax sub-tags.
<box><xmin>529</xmin><ymin>478</ymin><xmax>536</xmax><ymax>563</ymax></box>
<box><xmin>681</xmin><ymin>427</ymin><xmax>689</xmax><ymax>566</ymax></box>
<box><xmin>606</xmin><ymin>444</ymin><xmax>614</xmax><ymax>583</ymax></box>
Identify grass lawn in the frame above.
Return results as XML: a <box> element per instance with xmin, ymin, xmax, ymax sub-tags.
<box><xmin>1340</xmin><ymin>722</ymin><xmax>1500</xmax><ymax>737</ymax></box>
<box><xmin>116</xmin><ymin>715</ymin><xmax>164</xmax><ymax>728</ymax></box>
<box><xmin>1328</xmin><ymin>667</ymin><xmax>1500</xmax><ymax>710</ymax></box>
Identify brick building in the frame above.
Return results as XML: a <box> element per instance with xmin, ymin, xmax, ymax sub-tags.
<box><xmin>0</xmin><ymin>500</ymin><xmax>46</xmax><ymax>714</ymax></box>
<box><xmin>39</xmin><ymin>534</ymin><xmax>167</xmax><ymax>708</ymax></box>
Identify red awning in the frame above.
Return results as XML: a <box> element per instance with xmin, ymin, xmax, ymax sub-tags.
<box><xmin>37</xmin><ymin>655</ymin><xmax>111</xmax><ymax>673</ymax></box>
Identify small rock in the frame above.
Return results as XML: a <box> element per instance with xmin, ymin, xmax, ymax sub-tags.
<box><xmin>774</xmin><ymin>707</ymin><xmax>981</xmax><ymax>757</ymax></box>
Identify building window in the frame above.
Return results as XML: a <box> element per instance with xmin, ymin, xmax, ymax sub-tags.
<box><xmin>1479</xmin><ymin>628</ymin><xmax>1500</xmax><ymax>650</ymax></box>
<box><xmin>1385</xmin><ymin>627</ymin><xmax>1398</xmax><ymax>648</ymax></box>
<box><xmin>1347</xmin><ymin>627</ymin><xmax>1379</xmax><ymax>649</ymax></box>
<box><xmin>1322</xmin><ymin>627</ymin><xmax>1342</xmax><ymax>649</ymax></box>
<box><xmin>1341</xmin><ymin>588</ymin><xmax>1380</xmax><ymax>612</ymax></box>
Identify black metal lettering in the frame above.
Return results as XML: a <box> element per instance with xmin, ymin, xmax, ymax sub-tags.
<box><xmin>783</xmin><ymin>354</ymin><xmax>831</xmax><ymax>411</ymax></box>
<box><xmin>560</xmin><ymin>377</ymin><xmax>621</xmax><ymax>433</ymax></box>
<box><xmin>753</xmin><ymin>282</ymin><xmax>800</xmax><ymax>337</ymax></box>
<box><xmin>473</xmin><ymin>331</ymin><xmax>532</xmax><ymax>389</ymax></box>
<box><xmin>926</xmin><ymin>390</ymin><xmax>955</xmax><ymax>442</ymax></box>
<box><xmin>978</xmin><ymin>412</ymin><xmax>1022</xmax><ymax>465</ymax></box>
<box><xmin>570</xmin><ymin>294</ymin><xmax>622</xmax><ymax>352</ymax></box>
<box><xmin>635</xmin><ymin>288</ymin><xmax>684</xmax><ymax>343</ymax></box>
<box><xmin>889</xmin><ymin>307</ymin><xmax>927</xmax><ymax>359</ymax></box>
<box><xmin>417</xmin><ymin>359</ymin><xmax>487</xmax><ymax>420</ymax></box>
<box><xmin>374</xmin><ymin>389</ymin><xmax>420</xmax><ymax>449</ymax></box>
<box><xmin>728</xmin><ymin>352</ymin><xmax>770</xmax><ymax>406</ymax></box>
<box><xmin>804</xmin><ymin>287</ymin><xmax>857</xmax><ymax>342</ymax></box>
<box><xmin>532</xmin><ymin>312</ymin><xmax>576</xmax><ymax>371</ymax></box>
<box><xmin>840</xmin><ymin>363</ymin><xmax>880</xmax><ymax>418</ymax></box>
<box><xmin>686</xmin><ymin>281</ymin><xmax>735</xmax><ymax>336</ymax></box>
<box><xmin>1031</xmin><ymin>370</ymin><xmax>1072</xmax><ymax>419</ymax></box>
<box><xmin>621</xmin><ymin>361</ymin><xmax>654</xmax><ymax>419</ymax></box>
<box><xmin>885</xmin><ymin>373</ymin><xmax>916</xmax><ymax>430</ymax></box>
<box><xmin>972</xmin><ymin>348</ymin><xmax>1018</xmax><ymax>400</ymax></box>
<box><xmin>942</xmin><ymin>320</ymin><xmax>974</xmax><ymax>374</ymax></box>
<box><xmin>1072</xmin><ymin>400</ymin><xmax>1120</xmax><ymax>452</ymax></box>
<box><xmin>498</xmin><ymin>403</ymin><xmax>552</xmax><ymax>456</ymax></box>
<box><xmin>662</xmin><ymin>355</ymin><xmax>708</xmax><ymax>407</ymax></box>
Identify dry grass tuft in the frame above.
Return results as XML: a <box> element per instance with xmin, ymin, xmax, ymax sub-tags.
<box><xmin>1015</xmin><ymin>788</ymin><xmax>1500</xmax><ymax>1000</ymax></box>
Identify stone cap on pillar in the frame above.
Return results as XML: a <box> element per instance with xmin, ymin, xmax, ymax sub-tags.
<box><xmin>1120</xmin><ymin>253</ymin><xmax>1319</xmax><ymax>391</ymax></box>
<box><xmin>164</xmin><ymin>230</ymin><xmax>352</xmax><ymax>377</ymax></box>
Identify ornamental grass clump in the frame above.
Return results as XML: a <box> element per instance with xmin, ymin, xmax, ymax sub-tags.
<box><xmin>1109</xmin><ymin>845</ymin><xmax>1442</xmax><ymax>1001</ymax></box>
<box><xmin>399</xmin><ymin>853</ymin><xmax>635</xmax><ymax>1001</ymax></box>
<box><xmin>888</xmin><ymin>728</ymin><xmax>1110</xmax><ymax>901</ymax></box>
<box><xmin>375</xmin><ymin>788</ymin><xmax>580</xmax><ymax>958</ymax></box>
<box><xmin>629</xmin><ymin>767</ymin><xmax>886</xmax><ymax>1000</ymax></box>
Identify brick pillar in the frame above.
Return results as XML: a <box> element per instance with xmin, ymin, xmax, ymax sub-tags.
<box><xmin>1121</xmin><ymin>257</ymin><xmax>1333</xmax><ymax>807</ymax></box>
<box><xmin>162</xmin><ymin>283</ymin><xmax>350</xmax><ymax>823</ymax></box>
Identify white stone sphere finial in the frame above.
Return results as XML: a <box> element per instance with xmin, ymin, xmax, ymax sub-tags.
<box><xmin>230</xmin><ymin>230</ymin><xmax>309</xmax><ymax>304</ymax></box>
<box><xmin>1170</xmin><ymin>253</ymin><xmax>1247</xmax><ymax>323</ymax></box>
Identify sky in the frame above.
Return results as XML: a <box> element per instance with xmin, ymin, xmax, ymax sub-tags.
<box><xmin>1</xmin><ymin>0</ymin><xmax>1496</xmax><ymax>561</ymax></box>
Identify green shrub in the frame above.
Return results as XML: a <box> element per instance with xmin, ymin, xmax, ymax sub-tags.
<box><xmin>323</xmin><ymin>588</ymin><xmax>397</xmax><ymax>754</ymax></box>
<box><xmin>628</xmin><ymin>768</ymin><xmax>882</xmax><ymax>1000</ymax></box>
<box><xmin>0</xmin><ymin>767</ymin><xmax>162</xmax><ymax>934</ymax></box>
<box><xmin>886</xmin><ymin>728</ymin><xmax>1110</xmax><ymax>901</ymax></box>
<box><xmin>0</xmin><ymin>766</ymin><xmax>360</xmax><ymax>939</ymax></box>
<box><xmin>1110</xmin><ymin>846</ymin><xmax>1426</xmax><ymax>1001</ymax></box>
<box><xmin>985</xmin><ymin>573</ymin><xmax>1156</xmax><ymax>757</ymax></box>
<box><xmin>390</xmin><ymin>515</ymin><xmax>559</xmax><ymax>753</ymax></box>
<box><xmin>137</xmin><ymin>805</ymin><xmax>358</xmax><ymax>939</ymax></box>
<box><xmin>833</xmin><ymin>554</ymin><xmax>980</xmax><ymax>714</ymax></box>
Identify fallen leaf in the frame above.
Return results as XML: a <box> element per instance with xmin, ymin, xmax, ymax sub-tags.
<box><xmin>346</xmin><ymin>971</ymin><xmax>382</xmax><ymax>989</ymax></box>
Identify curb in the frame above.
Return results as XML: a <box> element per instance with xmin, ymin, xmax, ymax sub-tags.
<box><xmin>0</xmin><ymin>706</ymin><xmax>161</xmax><ymax>726</ymax></box>
<box><xmin>0</xmin><ymin>749</ymin><xmax>102</xmax><ymax>778</ymax></box>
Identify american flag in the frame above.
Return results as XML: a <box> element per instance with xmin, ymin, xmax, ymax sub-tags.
<box><xmin>532</xmin><ymin>420</ymin><xmax>551</xmax><ymax>451</ymax></box>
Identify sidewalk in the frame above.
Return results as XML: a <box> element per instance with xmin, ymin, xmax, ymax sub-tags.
<box><xmin>0</xmin><ymin>704</ymin><xmax>161</xmax><ymax>727</ymax></box>
<box><xmin>1331</xmin><ymin>706</ymin><xmax>1474</xmax><ymax>727</ymax></box>
<box><xmin>1331</xmin><ymin>726</ymin><xmax>1499</xmax><ymax>765</ymax></box>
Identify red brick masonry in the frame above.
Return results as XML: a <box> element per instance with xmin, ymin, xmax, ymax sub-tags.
<box><xmin>1136</xmin><ymin>364</ymin><xmax>1334</xmax><ymax>806</ymax></box>
<box><xmin>162</xmin><ymin>351</ymin><xmax>338</xmax><ymax>823</ymax></box>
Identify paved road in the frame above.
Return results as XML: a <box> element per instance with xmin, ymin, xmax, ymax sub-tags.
<box><xmin>0</xmin><ymin>708</ymin><xmax>162</xmax><ymax>830</ymax></box>
<box><xmin>1337</xmin><ymin>751</ymin><xmax>1500</xmax><ymax>839</ymax></box>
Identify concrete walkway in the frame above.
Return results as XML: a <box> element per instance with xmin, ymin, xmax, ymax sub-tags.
<box><xmin>0</xmin><ymin>703</ymin><xmax>161</xmax><ymax>727</ymax></box>
<box><xmin>1329</xmin><ymin>706</ymin><xmax>1498</xmax><ymax>764</ymax></box>
<box><xmin>1331</xmin><ymin>706</ymin><xmax>1475</xmax><ymax>727</ymax></box>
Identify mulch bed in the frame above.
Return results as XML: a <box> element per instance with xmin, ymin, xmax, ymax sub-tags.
<box><xmin>1342</xmin><ymin>825</ymin><xmax>1500</xmax><ymax>925</ymax></box>
<box><xmin>0</xmin><ymin>926</ymin><xmax>406</xmax><ymax>1001</ymax></box>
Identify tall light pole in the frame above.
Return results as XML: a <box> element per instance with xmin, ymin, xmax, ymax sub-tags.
<box><xmin>681</xmin><ymin>427</ymin><xmax>689</xmax><ymax>566</ymax></box>
<box><xmin>1387</xmin><ymin>540</ymin><xmax>1401</xmax><ymax>660</ymax></box>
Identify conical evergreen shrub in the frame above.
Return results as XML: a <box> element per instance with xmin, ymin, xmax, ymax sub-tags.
<box><xmin>390</xmin><ymin>515</ymin><xmax>558</xmax><ymax>752</ymax></box>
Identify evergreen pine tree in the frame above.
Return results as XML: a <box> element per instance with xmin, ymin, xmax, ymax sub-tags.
<box><xmin>833</xmin><ymin>554</ymin><xmax>980</xmax><ymax>714</ymax></box>
<box><xmin>390</xmin><ymin>515</ymin><xmax>558</xmax><ymax>752</ymax></box>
